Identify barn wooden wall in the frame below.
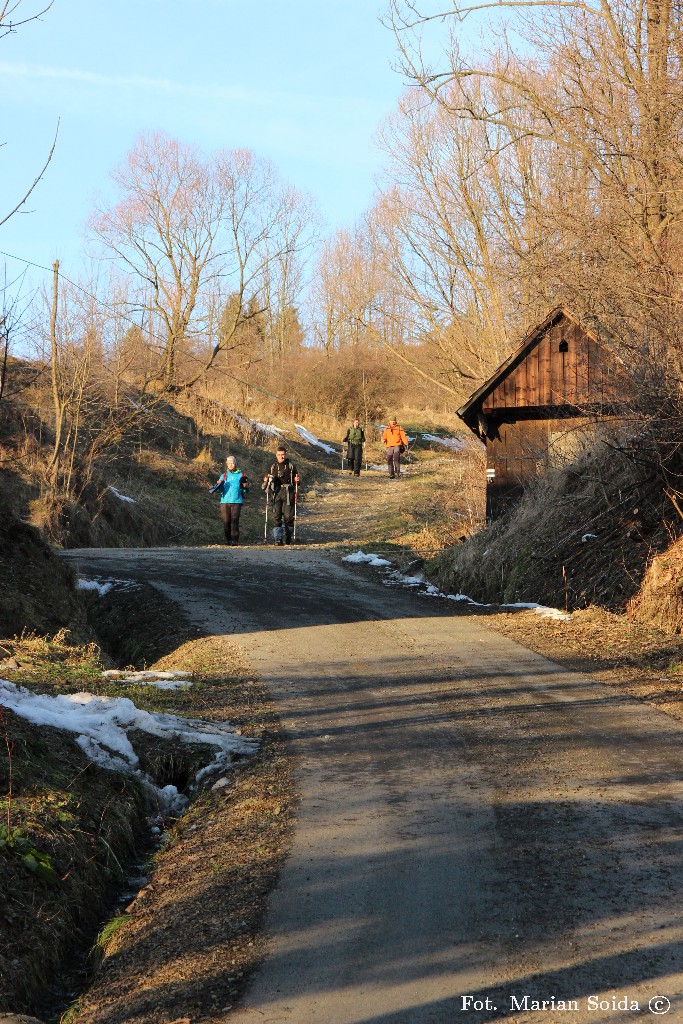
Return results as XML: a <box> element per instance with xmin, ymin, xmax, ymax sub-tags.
<box><xmin>485</xmin><ymin>416</ymin><xmax>618</xmax><ymax>520</ymax></box>
<box><xmin>482</xmin><ymin>319</ymin><xmax>620</xmax><ymax>414</ymax></box>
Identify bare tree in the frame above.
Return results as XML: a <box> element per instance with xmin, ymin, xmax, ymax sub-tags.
<box><xmin>190</xmin><ymin>150</ymin><xmax>316</xmax><ymax>385</ymax></box>
<box><xmin>387</xmin><ymin>0</ymin><xmax>683</xmax><ymax>355</ymax></box>
<box><xmin>91</xmin><ymin>137</ymin><xmax>318</xmax><ymax>391</ymax></box>
<box><xmin>90</xmin><ymin>132</ymin><xmax>225</xmax><ymax>392</ymax></box>
<box><xmin>257</xmin><ymin>184</ymin><xmax>317</xmax><ymax>365</ymax></box>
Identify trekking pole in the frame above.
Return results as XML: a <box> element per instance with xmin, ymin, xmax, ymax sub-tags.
<box><xmin>264</xmin><ymin>488</ymin><xmax>269</xmax><ymax>542</ymax></box>
<box><xmin>364</xmin><ymin>441</ymin><xmax>368</xmax><ymax>472</ymax></box>
<box><xmin>293</xmin><ymin>481</ymin><xmax>298</xmax><ymax>542</ymax></box>
<box><xmin>341</xmin><ymin>448</ymin><xmax>344</xmax><ymax>472</ymax></box>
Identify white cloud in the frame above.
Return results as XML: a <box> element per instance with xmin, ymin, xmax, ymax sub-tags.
<box><xmin>0</xmin><ymin>60</ymin><xmax>383</xmax><ymax>118</ymax></box>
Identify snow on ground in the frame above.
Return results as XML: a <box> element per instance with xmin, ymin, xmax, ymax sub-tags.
<box><xmin>76</xmin><ymin>578</ymin><xmax>113</xmax><ymax>597</ymax></box>
<box><xmin>76</xmin><ymin>576</ymin><xmax>140</xmax><ymax>597</ymax></box>
<box><xmin>343</xmin><ymin>551</ymin><xmax>393</xmax><ymax>567</ymax></box>
<box><xmin>346</xmin><ymin>551</ymin><xmax>572</xmax><ymax>619</ymax></box>
<box><xmin>102</xmin><ymin>669</ymin><xmax>193</xmax><ymax>690</ymax></box>
<box><xmin>207</xmin><ymin>400</ymin><xmax>284</xmax><ymax>438</ymax></box>
<box><xmin>294</xmin><ymin>424</ymin><xmax>337</xmax><ymax>455</ymax></box>
<box><xmin>534</xmin><ymin>606</ymin><xmax>573</xmax><ymax>621</ymax></box>
<box><xmin>0</xmin><ymin>681</ymin><xmax>258</xmax><ymax>813</ymax></box>
<box><xmin>109</xmin><ymin>485</ymin><xmax>136</xmax><ymax>504</ymax></box>
<box><xmin>235</xmin><ymin>412</ymin><xmax>284</xmax><ymax>438</ymax></box>
<box><xmin>421</xmin><ymin>433</ymin><xmax>467</xmax><ymax>452</ymax></box>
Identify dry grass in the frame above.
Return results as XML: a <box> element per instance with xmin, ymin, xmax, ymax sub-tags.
<box><xmin>431</xmin><ymin>436</ymin><xmax>675</xmax><ymax>612</ymax></box>
<box><xmin>628</xmin><ymin>533</ymin><xmax>683</xmax><ymax>633</ymax></box>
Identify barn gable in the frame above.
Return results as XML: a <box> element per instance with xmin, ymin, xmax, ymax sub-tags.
<box><xmin>457</xmin><ymin>308</ymin><xmax>627</xmax><ymax>520</ymax></box>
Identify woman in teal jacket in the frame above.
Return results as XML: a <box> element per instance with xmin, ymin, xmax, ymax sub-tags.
<box><xmin>209</xmin><ymin>455</ymin><xmax>250</xmax><ymax>545</ymax></box>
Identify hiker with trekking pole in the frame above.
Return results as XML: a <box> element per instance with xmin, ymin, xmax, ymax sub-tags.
<box><xmin>262</xmin><ymin>445</ymin><xmax>300</xmax><ymax>545</ymax></box>
<box><xmin>209</xmin><ymin>455</ymin><xmax>251</xmax><ymax>545</ymax></box>
<box><xmin>342</xmin><ymin>417</ymin><xmax>365</xmax><ymax>477</ymax></box>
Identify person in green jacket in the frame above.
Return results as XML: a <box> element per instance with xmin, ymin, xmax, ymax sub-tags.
<box><xmin>342</xmin><ymin>418</ymin><xmax>365</xmax><ymax>476</ymax></box>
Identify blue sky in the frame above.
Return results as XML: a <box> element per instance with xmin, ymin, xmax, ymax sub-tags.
<box><xmin>0</xmin><ymin>0</ymin><xmax>414</xmax><ymax>283</ymax></box>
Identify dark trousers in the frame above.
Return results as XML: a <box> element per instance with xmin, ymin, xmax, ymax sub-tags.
<box><xmin>347</xmin><ymin>443</ymin><xmax>363</xmax><ymax>475</ymax></box>
<box><xmin>386</xmin><ymin>445</ymin><xmax>402</xmax><ymax>476</ymax></box>
<box><xmin>220</xmin><ymin>503</ymin><xmax>241</xmax><ymax>544</ymax></box>
<box><xmin>273</xmin><ymin>495</ymin><xmax>295</xmax><ymax>540</ymax></box>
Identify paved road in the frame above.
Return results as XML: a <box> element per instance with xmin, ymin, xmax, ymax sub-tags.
<box><xmin>62</xmin><ymin>547</ymin><xmax>683</xmax><ymax>1023</ymax></box>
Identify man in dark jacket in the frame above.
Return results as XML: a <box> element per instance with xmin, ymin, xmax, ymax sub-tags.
<box><xmin>263</xmin><ymin>446</ymin><xmax>300</xmax><ymax>544</ymax></box>
<box><xmin>342</xmin><ymin>418</ymin><xmax>365</xmax><ymax>476</ymax></box>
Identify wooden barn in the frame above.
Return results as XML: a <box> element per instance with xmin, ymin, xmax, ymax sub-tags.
<box><xmin>457</xmin><ymin>307</ymin><xmax>627</xmax><ymax>521</ymax></box>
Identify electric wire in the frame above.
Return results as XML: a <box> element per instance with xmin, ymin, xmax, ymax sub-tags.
<box><xmin>0</xmin><ymin>246</ymin><xmax>385</xmax><ymax>429</ymax></box>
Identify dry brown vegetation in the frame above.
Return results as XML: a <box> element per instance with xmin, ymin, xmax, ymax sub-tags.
<box><xmin>430</xmin><ymin>427</ymin><xmax>683</xmax><ymax>636</ymax></box>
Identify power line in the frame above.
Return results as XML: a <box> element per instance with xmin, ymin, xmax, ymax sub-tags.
<box><xmin>0</xmin><ymin>248</ymin><xmax>145</xmax><ymax>332</ymax></box>
<box><xmin>0</xmin><ymin>247</ymin><xmax>428</xmax><ymax>435</ymax></box>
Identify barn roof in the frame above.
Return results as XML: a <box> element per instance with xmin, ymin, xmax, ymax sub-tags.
<box><xmin>456</xmin><ymin>306</ymin><xmax>601</xmax><ymax>434</ymax></box>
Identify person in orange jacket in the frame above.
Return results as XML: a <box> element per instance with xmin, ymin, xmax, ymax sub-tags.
<box><xmin>381</xmin><ymin>416</ymin><xmax>408</xmax><ymax>478</ymax></box>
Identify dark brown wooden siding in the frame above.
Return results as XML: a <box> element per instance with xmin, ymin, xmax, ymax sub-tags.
<box><xmin>482</xmin><ymin>314</ymin><xmax>620</xmax><ymax>413</ymax></box>
<box><xmin>484</xmin><ymin>415</ymin><xmax>619</xmax><ymax>519</ymax></box>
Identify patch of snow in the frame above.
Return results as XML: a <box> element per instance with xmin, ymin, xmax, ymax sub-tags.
<box><xmin>76</xmin><ymin>578</ymin><xmax>113</xmax><ymax>597</ymax></box>
<box><xmin>76</xmin><ymin>576</ymin><xmax>140</xmax><ymax>598</ymax></box>
<box><xmin>143</xmin><ymin>679</ymin><xmax>192</xmax><ymax>690</ymax></box>
<box><xmin>380</xmin><ymin>566</ymin><xmax>572</xmax><ymax>618</ymax></box>
<box><xmin>294</xmin><ymin>424</ymin><xmax>337</xmax><ymax>454</ymax></box>
<box><xmin>345</xmin><ymin>550</ymin><xmax>573</xmax><ymax>621</ymax></box>
<box><xmin>534</xmin><ymin>606</ymin><xmax>573</xmax><ymax>621</ymax></box>
<box><xmin>581</xmin><ymin>533</ymin><xmax>598</xmax><ymax>543</ymax></box>
<box><xmin>421</xmin><ymin>433</ymin><xmax>467</xmax><ymax>452</ymax></box>
<box><xmin>207</xmin><ymin>400</ymin><xmax>284</xmax><ymax>438</ymax></box>
<box><xmin>235</xmin><ymin>412</ymin><xmax>283</xmax><ymax>438</ymax></box>
<box><xmin>109</xmin><ymin>485</ymin><xmax>136</xmax><ymax>504</ymax></box>
<box><xmin>0</xmin><ymin>681</ymin><xmax>257</xmax><ymax>813</ymax></box>
<box><xmin>343</xmin><ymin>550</ymin><xmax>393</xmax><ymax>567</ymax></box>
<box><xmin>195</xmin><ymin>751</ymin><xmax>236</xmax><ymax>782</ymax></box>
<box><xmin>102</xmin><ymin>669</ymin><xmax>193</xmax><ymax>690</ymax></box>
<box><xmin>211</xmin><ymin>777</ymin><xmax>231</xmax><ymax>791</ymax></box>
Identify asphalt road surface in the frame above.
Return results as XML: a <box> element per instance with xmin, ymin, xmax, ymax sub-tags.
<box><xmin>62</xmin><ymin>547</ymin><xmax>683</xmax><ymax>1023</ymax></box>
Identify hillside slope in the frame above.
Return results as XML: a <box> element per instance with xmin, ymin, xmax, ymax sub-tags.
<box><xmin>432</xmin><ymin>437</ymin><xmax>681</xmax><ymax>622</ymax></box>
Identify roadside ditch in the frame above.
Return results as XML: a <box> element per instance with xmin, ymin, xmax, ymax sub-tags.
<box><xmin>0</xmin><ymin>580</ymin><xmax>293</xmax><ymax>1024</ymax></box>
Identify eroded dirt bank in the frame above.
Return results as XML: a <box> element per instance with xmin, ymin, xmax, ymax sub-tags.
<box><xmin>60</xmin><ymin>546</ymin><xmax>683</xmax><ymax>1024</ymax></box>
